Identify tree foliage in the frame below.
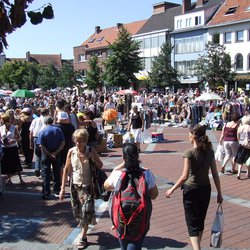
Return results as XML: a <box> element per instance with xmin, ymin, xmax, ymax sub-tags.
<box><xmin>194</xmin><ymin>41</ymin><xmax>235</xmax><ymax>87</ymax></box>
<box><xmin>85</xmin><ymin>55</ymin><xmax>103</xmax><ymax>90</ymax></box>
<box><xmin>56</xmin><ymin>62</ymin><xmax>76</xmax><ymax>88</ymax></box>
<box><xmin>0</xmin><ymin>0</ymin><xmax>54</xmax><ymax>53</ymax></box>
<box><xmin>36</xmin><ymin>64</ymin><xmax>58</xmax><ymax>90</ymax></box>
<box><xmin>104</xmin><ymin>26</ymin><xmax>142</xmax><ymax>89</ymax></box>
<box><xmin>0</xmin><ymin>60</ymin><xmax>30</xmax><ymax>88</ymax></box>
<box><xmin>0</xmin><ymin>60</ymin><xmax>76</xmax><ymax>90</ymax></box>
<box><xmin>148</xmin><ymin>42</ymin><xmax>179</xmax><ymax>88</ymax></box>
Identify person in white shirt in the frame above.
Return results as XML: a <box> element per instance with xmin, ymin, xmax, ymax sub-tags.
<box><xmin>29</xmin><ymin>108</ymin><xmax>49</xmax><ymax>177</ymax></box>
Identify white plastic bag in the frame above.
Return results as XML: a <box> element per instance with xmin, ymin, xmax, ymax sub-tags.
<box><xmin>215</xmin><ymin>144</ymin><xmax>225</xmax><ymax>162</ymax></box>
<box><xmin>210</xmin><ymin>204</ymin><xmax>224</xmax><ymax>248</ymax></box>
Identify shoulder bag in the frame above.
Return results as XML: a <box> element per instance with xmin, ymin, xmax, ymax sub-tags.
<box><xmin>89</xmin><ymin>147</ymin><xmax>111</xmax><ymax>201</ymax></box>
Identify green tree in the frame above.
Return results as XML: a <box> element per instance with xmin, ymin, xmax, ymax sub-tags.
<box><xmin>36</xmin><ymin>64</ymin><xmax>58</xmax><ymax>90</ymax></box>
<box><xmin>0</xmin><ymin>60</ymin><xmax>30</xmax><ymax>89</ymax></box>
<box><xmin>104</xmin><ymin>26</ymin><xmax>142</xmax><ymax>89</ymax></box>
<box><xmin>194</xmin><ymin>41</ymin><xmax>235</xmax><ymax>88</ymax></box>
<box><xmin>148</xmin><ymin>42</ymin><xmax>179</xmax><ymax>88</ymax></box>
<box><xmin>23</xmin><ymin>62</ymin><xmax>40</xmax><ymax>89</ymax></box>
<box><xmin>0</xmin><ymin>1</ymin><xmax>54</xmax><ymax>53</ymax></box>
<box><xmin>56</xmin><ymin>62</ymin><xmax>76</xmax><ymax>88</ymax></box>
<box><xmin>85</xmin><ymin>55</ymin><xmax>103</xmax><ymax>90</ymax></box>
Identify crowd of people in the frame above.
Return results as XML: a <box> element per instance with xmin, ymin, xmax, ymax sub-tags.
<box><xmin>0</xmin><ymin>86</ymin><xmax>249</xmax><ymax>250</ymax></box>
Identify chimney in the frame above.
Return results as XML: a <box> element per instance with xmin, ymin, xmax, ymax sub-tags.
<box><xmin>153</xmin><ymin>2</ymin><xmax>180</xmax><ymax>14</ymax></box>
<box><xmin>182</xmin><ymin>0</ymin><xmax>191</xmax><ymax>14</ymax></box>
<box><xmin>95</xmin><ymin>26</ymin><xmax>101</xmax><ymax>34</ymax></box>
<box><xmin>196</xmin><ymin>0</ymin><xmax>206</xmax><ymax>7</ymax></box>
<box><xmin>117</xmin><ymin>23</ymin><xmax>123</xmax><ymax>29</ymax></box>
<box><xmin>26</xmin><ymin>51</ymin><xmax>30</xmax><ymax>62</ymax></box>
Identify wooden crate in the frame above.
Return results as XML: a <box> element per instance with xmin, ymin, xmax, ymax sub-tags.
<box><xmin>113</xmin><ymin>134</ymin><xmax>123</xmax><ymax>148</ymax></box>
<box><xmin>97</xmin><ymin>138</ymin><xmax>107</xmax><ymax>153</ymax></box>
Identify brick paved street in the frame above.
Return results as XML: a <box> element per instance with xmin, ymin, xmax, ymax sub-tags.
<box><xmin>0</xmin><ymin>126</ymin><xmax>250</xmax><ymax>250</ymax></box>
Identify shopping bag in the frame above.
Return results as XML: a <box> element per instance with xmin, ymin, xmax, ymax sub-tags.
<box><xmin>210</xmin><ymin>204</ymin><xmax>224</xmax><ymax>248</ymax></box>
<box><xmin>214</xmin><ymin>144</ymin><xmax>225</xmax><ymax>162</ymax></box>
<box><xmin>246</xmin><ymin>156</ymin><xmax>250</xmax><ymax>166</ymax></box>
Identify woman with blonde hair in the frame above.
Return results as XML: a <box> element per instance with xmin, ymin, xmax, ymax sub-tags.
<box><xmin>235</xmin><ymin>115</ymin><xmax>250</xmax><ymax>179</ymax></box>
<box><xmin>60</xmin><ymin>128</ymin><xmax>103</xmax><ymax>249</ymax></box>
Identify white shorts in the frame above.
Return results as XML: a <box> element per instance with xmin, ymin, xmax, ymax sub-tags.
<box><xmin>130</xmin><ymin>128</ymin><xmax>142</xmax><ymax>143</ymax></box>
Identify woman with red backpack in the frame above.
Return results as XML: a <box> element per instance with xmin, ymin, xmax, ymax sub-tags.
<box><xmin>104</xmin><ymin>143</ymin><xmax>158</xmax><ymax>250</ymax></box>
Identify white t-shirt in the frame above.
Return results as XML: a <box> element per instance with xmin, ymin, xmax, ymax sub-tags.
<box><xmin>107</xmin><ymin>167</ymin><xmax>156</xmax><ymax>190</ymax></box>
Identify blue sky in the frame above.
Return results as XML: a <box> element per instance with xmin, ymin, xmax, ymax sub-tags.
<box><xmin>4</xmin><ymin>0</ymin><xmax>182</xmax><ymax>59</ymax></box>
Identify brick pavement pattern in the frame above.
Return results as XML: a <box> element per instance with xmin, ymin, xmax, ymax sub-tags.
<box><xmin>0</xmin><ymin>127</ymin><xmax>250</xmax><ymax>250</ymax></box>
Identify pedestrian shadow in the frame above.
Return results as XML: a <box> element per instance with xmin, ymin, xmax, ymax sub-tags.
<box><xmin>87</xmin><ymin>231</ymin><xmax>120</xmax><ymax>249</ymax></box>
<box><xmin>87</xmin><ymin>232</ymin><xmax>187</xmax><ymax>249</ymax></box>
<box><xmin>144</xmin><ymin>236</ymin><xmax>187</xmax><ymax>248</ymax></box>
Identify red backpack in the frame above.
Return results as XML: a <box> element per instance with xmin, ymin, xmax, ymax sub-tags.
<box><xmin>111</xmin><ymin>170</ymin><xmax>152</xmax><ymax>241</ymax></box>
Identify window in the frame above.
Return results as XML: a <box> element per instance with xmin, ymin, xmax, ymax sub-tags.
<box><xmin>246</xmin><ymin>6</ymin><xmax>250</xmax><ymax>12</ymax></box>
<box><xmin>158</xmin><ymin>35</ymin><xmax>165</xmax><ymax>47</ymax></box>
<box><xmin>248</xmin><ymin>54</ymin><xmax>250</xmax><ymax>69</ymax></box>
<box><xmin>225</xmin><ymin>6</ymin><xmax>238</xmax><ymax>15</ymax></box>
<box><xmin>96</xmin><ymin>37</ymin><xmax>104</xmax><ymax>42</ymax></box>
<box><xmin>235</xmin><ymin>54</ymin><xmax>243</xmax><ymax>70</ymax></box>
<box><xmin>236</xmin><ymin>30</ymin><xmax>244</xmax><ymax>42</ymax></box>
<box><xmin>175</xmin><ymin>35</ymin><xmax>204</xmax><ymax>54</ymax></box>
<box><xmin>212</xmin><ymin>34</ymin><xmax>220</xmax><ymax>44</ymax></box>
<box><xmin>174</xmin><ymin>60</ymin><xmax>196</xmax><ymax>75</ymax></box>
<box><xmin>144</xmin><ymin>57</ymin><xmax>151</xmax><ymax>70</ymax></box>
<box><xmin>144</xmin><ymin>37</ymin><xmax>151</xmax><ymax>49</ymax></box>
<box><xmin>88</xmin><ymin>38</ymin><xmax>95</xmax><ymax>43</ymax></box>
<box><xmin>151</xmin><ymin>36</ymin><xmax>158</xmax><ymax>48</ymax></box>
<box><xmin>195</xmin><ymin>16</ymin><xmax>201</xmax><ymax>25</ymax></box>
<box><xmin>177</xmin><ymin>20</ymin><xmax>180</xmax><ymax>28</ymax></box>
<box><xmin>249</xmin><ymin>30</ymin><xmax>250</xmax><ymax>41</ymax></box>
<box><xmin>78</xmin><ymin>54</ymin><xmax>85</xmax><ymax>62</ymax></box>
<box><xmin>224</xmin><ymin>32</ymin><xmax>231</xmax><ymax>43</ymax></box>
<box><xmin>185</xmin><ymin>18</ymin><xmax>192</xmax><ymax>27</ymax></box>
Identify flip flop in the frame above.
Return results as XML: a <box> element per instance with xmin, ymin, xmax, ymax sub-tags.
<box><xmin>77</xmin><ymin>237</ymin><xmax>87</xmax><ymax>249</ymax></box>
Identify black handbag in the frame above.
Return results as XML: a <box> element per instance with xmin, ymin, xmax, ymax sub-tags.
<box><xmin>89</xmin><ymin>148</ymin><xmax>111</xmax><ymax>201</ymax></box>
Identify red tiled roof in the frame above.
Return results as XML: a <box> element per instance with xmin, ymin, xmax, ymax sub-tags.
<box><xmin>81</xmin><ymin>20</ymin><xmax>147</xmax><ymax>50</ymax></box>
<box><xmin>29</xmin><ymin>54</ymin><xmax>62</xmax><ymax>69</ymax></box>
<box><xmin>208</xmin><ymin>0</ymin><xmax>250</xmax><ymax>26</ymax></box>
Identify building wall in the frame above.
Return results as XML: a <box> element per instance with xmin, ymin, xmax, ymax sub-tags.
<box><xmin>208</xmin><ymin>21</ymin><xmax>250</xmax><ymax>73</ymax></box>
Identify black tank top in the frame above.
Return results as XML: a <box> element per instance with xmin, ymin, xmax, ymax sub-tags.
<box><xmin>131</xmin><ymin>113</ymin><xmax>142</xmax><ymax>129</ymax></box>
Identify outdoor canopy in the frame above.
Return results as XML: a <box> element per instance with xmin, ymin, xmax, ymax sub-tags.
<box><xmin>11</xmin><ymin>89</ymin><xmax>35</xmax><ymax>98</ymax></box>
<box><xmin>195</xmin><ymin>92</ymin><xmax>223</xmax><ymax>101</ymax></box>
<box><xmin>116</xmin><ymin>89</ymin><xmax>138</xmax><ymax>95</ymax></box>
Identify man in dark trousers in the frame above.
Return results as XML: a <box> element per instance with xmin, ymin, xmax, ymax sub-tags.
<box><xmin>37</xmin><ymin>116</ymin><xmax>65</xmax><ymax>199</ymax></box>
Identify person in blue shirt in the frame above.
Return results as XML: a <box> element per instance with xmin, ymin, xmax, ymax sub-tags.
<box><xmin>37</xmin><ymin>116</ymin><xmax>65</xmax><ymax>200</ymax></box>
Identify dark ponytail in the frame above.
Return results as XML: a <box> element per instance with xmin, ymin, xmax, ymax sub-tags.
<box><xmin>190</xmin><ymin>125</ymin><xmax>212</xmax><ymax>151</ymax></box>
<box><xmin>122</xmin><ymin>143</ymin><xmax>141</xmax><ymax>178</ymax></box>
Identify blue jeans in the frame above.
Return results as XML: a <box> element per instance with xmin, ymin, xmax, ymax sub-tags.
<box><xmin>41</xmin><ymin>152</ymin><xmax>62</xmax><ymax>196</ymax></box>
<box><xmin>118</xmin><ymin>236</ymin><xmax>145</xmax><ymax>250</ymax></box>
<box><xmin>33</xmin><ymin>137</ymin><xmax>41</xmax><ymax>171</ymax></box>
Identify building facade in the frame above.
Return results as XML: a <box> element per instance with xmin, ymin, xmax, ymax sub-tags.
<box><xmin>171</xmin><ymin>0</ymin><xmax>224</xmax><ymax>84</ymax></box>
<box><xmin>207</xmin><ymin>0</ymin><xmax>250</xmax><ymax>84</ymax></box>
<box><xmin>73</xmin><ymin>20</ymin><xmax>146</xmax><ymax>75</ymax></box>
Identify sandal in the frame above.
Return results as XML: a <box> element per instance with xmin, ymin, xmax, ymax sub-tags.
<box><xmin>221</xmin><ymin>168</ymin><xmax>225</xmax><ymax>174</ymax></box>
<box><xmin>230</xmin><ymin>169</ymin><xmax>238</xmax><ymax>174</ymax></box>
<box><xmin>77</xmin><ymin>237</ymin><xmax>87</xmax><ymax>249</ymax></box>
